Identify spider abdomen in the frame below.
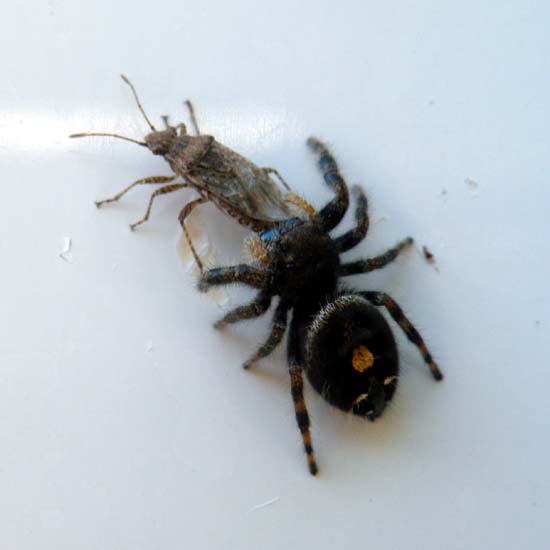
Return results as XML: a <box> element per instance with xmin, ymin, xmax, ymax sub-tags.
<box><xmin>304</xmin><ymin>295</ymin><xmax>399</xmax><ymax>420</ymax></box>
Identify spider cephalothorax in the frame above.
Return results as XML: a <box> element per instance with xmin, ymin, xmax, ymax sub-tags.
<box><xmin>199</xmin><ymin>137</ymin><xmax>442</xmax><ymax>475</ymax></box>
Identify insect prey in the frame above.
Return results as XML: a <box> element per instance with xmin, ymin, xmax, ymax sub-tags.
<box><xmin>70</xmin><ymin>75</ymin><xmax>313</xmax><ymax>271</ymax></box>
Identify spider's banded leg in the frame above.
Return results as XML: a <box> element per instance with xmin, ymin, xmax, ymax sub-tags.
<box><xmin>307</xmin><ymin>137</ymin><xmax>349</xmax><ymax>231</ymax></box>
<box><xmin>95</xmin><ymin>175</ymin><xmax>177</xmax><ymax>208</ymax></box>
<box><xmin>243</xmin><ymin>301</ymin><xmax>289</xmax><ymax>369</ymax></box>
<box><xmin>339</xmin><ymin>237</ymin><xmax>414</xmax><ymax>276</ymax></box>
<box><xmin>360</xmin><ymin>291</ymin><xmax>443</xmax><ymax>381</ymax></box>
<box><xmin>178</xmin><ymin>197</ymin><xmax>207</xmax><ymax>272</ymax></box>
<box><xmin>214</xmin><ymin>291</ymin><xmax>272</xmax><ymax>329</ymax></box>
<box><xmin>288</xmin><ymin>319</ymin><xmax>318</xmax><ymax>475</ymax></box>
<box><xmin>130</xmin><ymin>183</ymin><xmax>188</xmax><ymax>230</ymax></box>
<box><xmin>334</xmin><ymin>185</ymin><xmax>369</xmax><ymax>253</ymax></box>
<box><xmin>198</xmin><ymin>265</ymin><xmax>269</xmax><ymax>292</ymax></box>
<box><xmin>263</xmin><ymin>167</ymin><xmax>291</xmax><ymax>191</ymax></box>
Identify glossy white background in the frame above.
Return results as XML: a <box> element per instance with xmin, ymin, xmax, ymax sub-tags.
<box><xmin>1</xmin><ymin>1</ymin><xmax>548</xmax><ymax>549</ymax></box>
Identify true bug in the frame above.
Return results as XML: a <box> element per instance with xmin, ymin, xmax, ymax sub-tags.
<box><xmin>70</xmin><ymin>75</ymin><xmax>312</xmax><ymax>270</ymax></box>
<box><xmin>199</xmin><ymin>137</ymin><xmax>443</xmax><ymax>475</ymax></box>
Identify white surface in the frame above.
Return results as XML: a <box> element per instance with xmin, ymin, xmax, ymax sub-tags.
<box><xmin>1</xmin><ymin>1</ymin><xmax>549</xmax><ymax>549</ymax></box>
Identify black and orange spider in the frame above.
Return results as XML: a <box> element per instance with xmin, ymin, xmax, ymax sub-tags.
<box><xmin>198</xmin><ymin>137</ymin><xmax>443</xmax><ymax>475</ymax></box>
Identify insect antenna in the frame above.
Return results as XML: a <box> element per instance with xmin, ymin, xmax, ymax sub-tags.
<box><xmin>120</xmin><ymin>74</ymin><xmax>157</xmax><ymax>131</ymax></box>
<box><xmin>69</xmin><ymin>132</ymin><xmax>147</xmax><ymax>147</ymax></box>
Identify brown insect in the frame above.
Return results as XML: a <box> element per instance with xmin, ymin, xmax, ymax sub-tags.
<box><xmin>70</xmin><ymin>75</ymin><xmax>312</xmax><ymax>270</ymax></box>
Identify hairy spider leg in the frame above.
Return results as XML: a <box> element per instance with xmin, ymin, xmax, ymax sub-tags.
<box><xmin>339</xmin><ymin>237</ymin><xmax>414</xmax><ymax>276</ymax></box>
<box><xmin>129</xmin><ymin>183</ymin><xmax>189</xmax><ymax>230</ymax></box>
<box><xmin>243</xmin><ymin>301</ymin><xmax>289</xmax><ymax>369</ymax></box>
<box><xmin>214</xmin><ymin>291</ymin><xmax>272</xmax><ymax>329</ymax></box>
<box><xmin>360</xmin><ymin>291</ymin><xmax>443</xmax><ymax>381</ymax></box>
<box><xmin>307</xmin><ymin>137</ymin><xmax>350</xmax><ymax>231</ymax></box>
<box><xmin>198</xmin><ymin>265</ymin><xmax>269</xmax><ymax>291</ymax></box>
<box><xmin>288</xmin><ymin>319</ymin><xmax>318</xmax><ymax>475</ymax></box>
<box><xmin>95</xmin><ymin>175</ymin><xmax>177</xmax><ymax>208</ymax></box>
<box><xmin>334</xmin><ymin>185</ymin><xmax>369</xmax><ymax>253</ymax></box>
<box><xmin>177</xmin><ymin>197</ymin><xmax>208</xmax><ymax>272</ymax></box>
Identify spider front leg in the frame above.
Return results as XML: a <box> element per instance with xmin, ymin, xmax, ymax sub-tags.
<box><xmin>307</xmin><ymin>137</ymin><xmax>349</xmax><ymax>232</ymax></box>
<box><xmin>243</xmin><ymin>301</ymin><xmax>289</xmax><ymax>369</ymax></box>
<box><xmin>213</xmin><ymin>291</ymin><xmax>272</xmax><ymax>329</ymax></box>
<box><xmin>288</xmin><ymin>318</ymin><xmax>318</xmax><ymax>475</ymax></box>
<box><xmin>198</xmin><ymin>265</ymin><xmax>269</xmax><ymax>292</ymax></box>
<box><xmin>339</xmin><ymin>237</ymin><xmax>414</xmax><ymax>276</ymax></box>
<box><xmin>334</xmin><ymin>185</ymin><xmax>369</xmax><ymax>253</ymax></box>
<box><xmin>360</xmin><ymin>291</ymin><xmax>443</xmax><ymax>381</ymax></box>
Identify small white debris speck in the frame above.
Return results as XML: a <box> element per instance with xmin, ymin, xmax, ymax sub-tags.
<box><xmin>248</xmin><ymin>497</ymin><xmax>280</xmax><ymax>513</ymax></box>
<box><xmin>59</xmin><ymin>236</ymin><xmax>73</xmax><ymax>262</ymax></box>
<box><xmin>145</xmin><ymin>341</ymin><xmax>154</xmax><ymax>352</ymax></box>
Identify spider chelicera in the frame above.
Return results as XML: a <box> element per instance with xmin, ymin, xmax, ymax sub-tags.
<box><xmin>198</xmin><ymin>137</ymin><xmax>443</xmax><ymax>475</ymax></box>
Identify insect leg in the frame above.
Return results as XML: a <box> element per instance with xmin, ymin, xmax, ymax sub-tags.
<box><xmin>177</xmin><ymin>197</ymin><xmax>208</xmax><ymax>272</ymax></box>
<box><xmin>339</xmin><ymin>237</ymin><xmax>413</xmax><ymax>276</ymax></box>
<box><xmin>184</xmin><ymin>100</ymin><xmax>201</xmax><ymax>135</ymax></box>
<box><xmin>287</xmin><ymin>318</ymin><xmax>318</xmax><ymax>475</ymax></box>
<box><xmin>214</xmin><ymin>291</ymin><xmax>272</xmax><ymax>329</ymax></box>
<box><xmin>129</xmin><ymin>183</ymin><xmax>188</xmax><ymax>230</ymax></box>
<box><xmin>95</xmin><ymin>175</ymin><xmax>177</xmax><ymax>208</ymax></box>
<box><xmin>333</xmin><ymin>185</ymin><xmax>369</xmax><ymax>252</ymax></box>
<box><xmin>243</xmin><ymin>301</ymin><xmax>289</xmax><ymax>369</ymax></box>
<box><xmin>198</xmin><ymin>265</ymin><xmax>269</xmax><ymax>292</ymax></box>
<box><xmin>307</xmin><ymin>137</ymin><xmax>349</xmax><ymax>232</ymax></box>
<box><xmin>359</xmin><ymin>291</ymin><xmax>443</xmax><ymax>381</ymax></box>
<box><xmin>263</xmin><ymin>167</ymin><xmax>291</xmax><ymax>191</ymax></box>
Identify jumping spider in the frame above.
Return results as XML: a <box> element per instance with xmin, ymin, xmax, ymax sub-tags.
<box><xmin>198</xmin><ymin>137</ymin><xmax>443</xmax><ymax>475</ymax></box>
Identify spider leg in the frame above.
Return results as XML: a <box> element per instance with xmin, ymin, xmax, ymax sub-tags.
<box><xmin>129</xmin><ymin>183</ymin><xmax>188</xmax><ymax>230</ymax></box>
<box><xmin>213</xmin><ymin>291</ymin><xmax>272</xmax><ymax>329</ymax></box>
<box><xmin>288</xmin><ymin>318</ymin><xmax>318</xmax><ymax>475</ymax></box>
<box><xmin>339</xmin><ymin>237</ymin><xmax>413</xmax><ymax>276</ymax></box>
<box><xmin>360</xmin><ymin>291</ymin><xmax>443</xmax><ymax>381</ymax></box>
<box><xmin>307</xmin><ymin>137</ymin><xmax>349</xmax><ymax>232</ymax></box>
<box><xmin>178</xmin><ymin>197</ymin><xmax>208</xmax><ymax>272</ymax></box>
<box><xmin>333</xmin><ymin>185</ymin><xmax>369</xmax><ymax>253</ymax></box>
<box><xmin>198</xmin><ymin>265</ymin><xmax>269</xmax><ymax>292</ymax></box>
<box><xmin>243</xmin><ymin>301</ymin><xmax>289</xmax><ymax>369</ymax></box>
<box><xmin>95</xmin><ymin>175</ymin><xmax>177</xmax><ymax>208</ymax></box>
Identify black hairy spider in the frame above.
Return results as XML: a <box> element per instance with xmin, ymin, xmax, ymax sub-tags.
<box><xmin>198</xmin><ymin>137</ymin><xmax>443</xmax><ymax>475</ymax></box>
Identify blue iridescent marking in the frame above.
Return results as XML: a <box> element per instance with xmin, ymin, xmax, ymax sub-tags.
<box><xmin>260</xmin><ymin>218</ymin><xmax>302</xmax><ymax>242</ymax></box>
